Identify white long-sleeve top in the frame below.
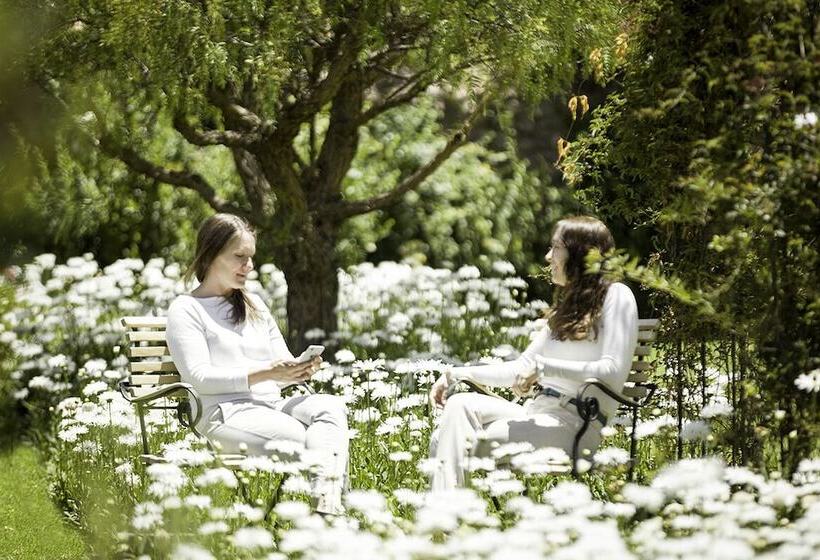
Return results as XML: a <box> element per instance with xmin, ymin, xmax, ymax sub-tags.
<box><xmin>166</xmin><ymin>293</ymin><xmax>295</xmax><ymax>426</ymax></box>
<box><xmin>450</xmin><ymin>282</ymin><xmax>639</xmax><ymax>419</ymax></box>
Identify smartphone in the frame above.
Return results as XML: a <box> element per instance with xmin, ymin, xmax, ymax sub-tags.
<box><xmin>296</xmin><ymin>345</ymin><xmax>325</xmax><ymax>364</ymax></box>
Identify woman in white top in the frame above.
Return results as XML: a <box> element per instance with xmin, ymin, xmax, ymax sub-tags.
<box><xmin>166</xmin><ymin>213</ymin><xmax>349</xmax><ymax>514</ymax></box>
<box><xmin>428</xmin><ymin>216</ymin><xmax>638</xmax><ymax>490</ymax></box>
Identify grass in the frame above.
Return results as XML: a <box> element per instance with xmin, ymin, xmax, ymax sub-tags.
<box><xmin>0</xmin><ymin>443</ymin><xmax>86</xmax><ymax>560</ymax></box>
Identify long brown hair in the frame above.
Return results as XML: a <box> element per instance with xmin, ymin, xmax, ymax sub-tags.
<box><xmin>547</xmin><ymin>216</ymin><xmax>615</xmax><ymax>341</ymax></box>
<box><xmin>184</xmin><ymin>213</ymin><xmax>259</xmax><ymax>324</ymax></box>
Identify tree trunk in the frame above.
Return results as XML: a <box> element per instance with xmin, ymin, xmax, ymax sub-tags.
<box><xmin>275</xmin><ymin>223</ymin><xmax>339</xmax><ymax>352</ymax></box>
<box><xmin>699</xmin><ymin>338</ymin><xmax>707</xmax><ymax>457</ymax></box>
<box><xmin>676</xmin><ymin>339</ymin><xmax>684</xmax><ymax>460</ymax></box>
<box><xmin>729</xmin><ymin>335</ymin><xmax>738</xmax><ymax>465</ymax></box>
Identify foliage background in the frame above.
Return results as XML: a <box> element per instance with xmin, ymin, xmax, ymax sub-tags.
<box><xmin>563</xmin><ymin>0</ymin><xmax>819</xmax><ymax>471</ymax></box>
<box><xmin>0</xmin><ymin>0</ymin><xmax>818</xmax><ymax>556</ymax></box>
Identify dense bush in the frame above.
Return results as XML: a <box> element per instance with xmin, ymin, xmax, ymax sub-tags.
<box><xmin>562</xmin><ymin>0</ymin><xmax>820</xmax><ymax>473</ymax></box>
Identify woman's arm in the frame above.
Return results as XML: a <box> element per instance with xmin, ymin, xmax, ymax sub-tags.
<box><xmin>429</xmin><ymin>327</ymin><xmax>549</xmax><ymax>406</ymax></box>
<box><xmin>166</xmin><ymin>299</ymin><xmax>314</xmax><ymax>394</ymax></box>
<box><xmin>534</xmin><ymin>283</ymin><xmax>638</xmax><ymax>388</ymax></box>
<box><xmin>447</xmin><ymin>328</ymin><xmax>550</xmax><ymax>387</ymax></box>
<box><xmin>166</xmin><ymin>300</ymin><xmax>254</xmax><ymax>395</ymax></box>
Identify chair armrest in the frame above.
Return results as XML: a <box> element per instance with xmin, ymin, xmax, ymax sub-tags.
<box><xmin>576</xmin><ymin>378</ymin><xmax>637</xmax><ymax>409</ymax></box>
<box><xmin>118</xmin><ymin>380</ymin><xmax>203</xmax><ymax>426</ymax></box>
<box><xmin>445</xmin><ymin>378</ymin><xmax>505</xmax><ymax>400</ymax></box>
<box><xmin>637</xmin><ymin>383</ymin><xmax>658</xmax><ymax>406</ymax></box>
<box><xmin>575</xmin><ymin>378</ymin><xmax>658</xmax><ymax>409</ymax></box>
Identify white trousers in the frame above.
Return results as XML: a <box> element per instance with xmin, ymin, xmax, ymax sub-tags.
<box><xmin>203</xmin><ymin>393</ymin><xmax>349</xmax><ymax>514</ymax></box>
<box><xmin>429</xmin><ymin>392</ymin><xmax>602</xmax><ymax>490</ymax></box>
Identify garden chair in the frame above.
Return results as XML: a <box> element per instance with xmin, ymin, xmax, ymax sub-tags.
<box><xmin>448</xmin><ymin>318</ymin><xmax>660</xmax><ymax>479</ymax></box>
<box><xmin>117</xmin><ymin>316</ymin><xmax>244</xmax><ymax>466</ymax></box>
<box><xmin>118</xmin><ymin>315</ymin><xmax>314</xmax><ymax>463</ymax></box>
<box><xmin>117</xmin><ymin>316</ymin><xmax>305</xmax><ymax>518</ymax></box>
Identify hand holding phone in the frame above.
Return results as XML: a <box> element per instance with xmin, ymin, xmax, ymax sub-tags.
<box><xmin>296</xmin><ymin>344</ymin><xmax>325</xmax><ymax>364</ymax></box>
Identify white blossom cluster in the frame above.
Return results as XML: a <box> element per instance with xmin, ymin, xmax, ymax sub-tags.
<box><xmin>1</xmin><ymin>253</ymin><xmax>819</xmax><ymax>558</ymax></box>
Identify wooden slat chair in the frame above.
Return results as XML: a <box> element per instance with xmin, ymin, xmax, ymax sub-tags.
<box><xmin>448</xmin><ymin>318</ymin><xmax>660</xmax><ymax>479</ymax></box>
<box><xmin>117</xmin><ymin>316</ymin><xmax>245</xmax><ymax>467</ymax></box>
<box><xmin>118</xmin><ymin>316</ymin><xmax>317</xmax><ymax>519</ymax></box>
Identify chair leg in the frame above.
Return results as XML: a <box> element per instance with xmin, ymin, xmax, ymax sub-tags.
<box><xmin>572</xmin><ymin>396</ymin><xmax>600</xmax><ymax>478</ymax></box>
<box><xmin>629</xmin><ymin>406</ymin><xmax>639</xmax><ymax>481</ymax></box>
<box><xmin>572</xmin><ymin>416</ymin><xmax>592</xmax><ymax>479</ymax></box>
<box><xmin>137</xmin><ymin>403</ymin><xmax>150</xmax><ymax>456</ymax></box>
<box><xmin>264</xmin><ymin>474</ymin><xmax>289</xmax><ymax>522</ymax></box>
<box><xmin>235</xmin><ymin>472</ymin><xmax>251</xmax><ymax>503</ymax></box>
<box><xmin>491</xmin><ymin>495</ymin><xmax>502</xmax><ymax>512</ymax></box>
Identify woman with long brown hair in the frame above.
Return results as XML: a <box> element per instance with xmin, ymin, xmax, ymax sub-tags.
<box><xmin>427</xmin><ymin>216</ymin><xmax>638</xmax><ymax>490</ymax></box>
<box><xmin>166</xmin><ymin>213</ymin><xmax>349</xmax><ymax>514</ymax></box>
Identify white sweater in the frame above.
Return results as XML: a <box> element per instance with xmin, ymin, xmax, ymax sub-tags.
<box><xmin>450</xmin><ymin>282</ymin><xmax>639</xmax><ymax>419</ymax></box>
<box><xmin>166</xmin><ymin>293</ymin><xmax>295</xmax><ymax>425</ymax></box>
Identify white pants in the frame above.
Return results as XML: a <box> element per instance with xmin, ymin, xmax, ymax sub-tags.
<box><xmin>203</xmin><ymin>393</ymin><xmax>349</xmax><ymax>514</ymax></box>
<box><xmin>429</xmin><ymin>393</ymin><xmax>602</xmax><ymax>490</ymax></box>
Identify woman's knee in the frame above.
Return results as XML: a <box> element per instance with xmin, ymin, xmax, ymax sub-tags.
<box><xmin>208</xmin><ymin>421</ymin><xmax>306</xmax><ymax>455</ymax></box>
<box><xmin>442</xmin><ymin>392</ymin><xmax>477</xmax><ymax>416</ymax></box>
<box><xmin>272</xmin><ymin>416</ymin><xmax>309</xmax><ymax>446</ymax></box>
<box><xmin>309</xmin><ymin>394</ymin><xmax>349</xmax><ymax>425</ymax></box>
<box><xmin>428</xmin><ymin>428</ymin><xmax>440</xmax><ymax>456</ymax></box>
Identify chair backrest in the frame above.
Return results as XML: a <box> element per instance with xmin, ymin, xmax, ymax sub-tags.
<box><xmin>620</xmin><ymin>318</ymin><xmax>660</xmax><ymax>402</ymax></box>
<box><xmin>121</xmin><ymin>316</ymin><xmax>183</xmax><ymax>399</ymax></box>
<box><xmin>122</xmin><ymin>315</ymin><xmax>660</xmax><ymax>404</ymax></box>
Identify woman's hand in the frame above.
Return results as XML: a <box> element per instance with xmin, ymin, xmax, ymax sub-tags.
<box><xmin>429</xmin><ymin>373</ymin><xmax>450</xmax><ymax>409</ymax></box>
<box><xmin>512</xmin><ymin>368</ymin><xmax>538</xmax><ymax>399</ymax></box>
<box><xmin>267</xmin><ymin>357</ymin><xmax>322</xmax><ymax>384</ymax></box>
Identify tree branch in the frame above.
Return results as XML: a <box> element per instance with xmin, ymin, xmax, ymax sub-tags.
<box><xmin>230</xmin><ymin>147</ymin><xmax>273</xmax><ymax>222</ymax></box>
<box><xmin>358</xmin><ymin>57</ymin><xmax>494</xmax><ymax>126</ymax></box>
<box><xmin>290</xmin><ymin>145</ymin><xmax>307</xmax><ymax>173</ymax></box>
<box><xmin>172</xmin><ymin>115</ymin><xmax>260</xmax><ymax>148</ymax></box>
<box><xmin>307</xmin><ymin>75</ymin><xmax>363</xmax><ymax>206</ymax></box>
<box><xmin>319</xmin><ymin>95</ymin><xmax>489</xmax><ymax>221</ymax></box>
<box><xmin>206</xmin><ymin>87</ymin><xmax>268</xmax><ymax>132</ymax></box>
<box><xmin>357</xmin><ymin>73</ymin><xmax>432</xmax><ymax>125</ymax></box>
<box><xmin>276</xmin><ymin>24</ymin><xmax>360</xmax><ymax>137</ymax></box>
<box><xmin>98</xmin><ymin>135</ymin><xmax>246</xmax><ymax>217</ymax></box>
<box><xmin>372</xmin><ymin>65</ymin><xmax>413</xmax><ymax>81</ymax></box>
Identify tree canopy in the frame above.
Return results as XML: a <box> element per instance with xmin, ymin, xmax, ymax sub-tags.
<box><xmin>20</xmin><ymin>0</ymin><xmax>623</xmax><ymax>345</ymax></box>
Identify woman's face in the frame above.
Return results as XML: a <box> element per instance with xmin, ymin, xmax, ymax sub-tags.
<box><xmin>204</xmin><ymin>231</ymin><xmax>256</xmax><ymax>293</ymax></box>
<box><xmin>545</xmin><ymin>232</ymin><xmax>568</xmax><ymax>286</ymax></box>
